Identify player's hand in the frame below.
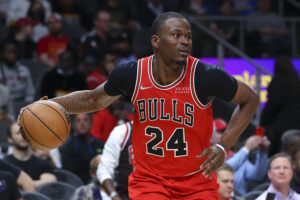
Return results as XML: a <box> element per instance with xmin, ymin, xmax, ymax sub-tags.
<box><xmin>39</xmin><ymin>96</ymin><xmax>48</xmax><ymax>101</ymax></box>
<box><xmin>196</xmin><ymin>146</ymin><xmax>225</xmax><ymax>178</ymax></box>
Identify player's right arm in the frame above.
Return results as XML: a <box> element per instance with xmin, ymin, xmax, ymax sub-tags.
<box><xmin>50</xmin><ymin>83</ymin><xmax>120</xmax><ymax>114</ymax></box>
<box><xmin>47</xmin><ymin>61</ymin><xmax>137</xmax><ymax>114</ymax></box>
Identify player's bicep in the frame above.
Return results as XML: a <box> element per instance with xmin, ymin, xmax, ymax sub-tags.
<box><xmin>92</xmin><ymin>83</ymin><xmax>121</xmax><ymax>109</ymax></box>
<box><xmin>231</xmin><ymin>80</ymin><xmax>257</xmax><ymax>105</ymax></box>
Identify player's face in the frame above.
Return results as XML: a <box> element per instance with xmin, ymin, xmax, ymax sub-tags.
<box><xmin>268</xmin><ymin>157</ymin><xmax>293</xmax><ymax>186</ymax></box>
<box><xmin>155</xmin><ymin>17</ymin><xmax>192</xmax><ymax>65</ymax></box>
<box><xmin>217</xmin><ymin>170</ymin><xmax>234</xmax><ymax>199</ymax></box>
<box><xmin>73</xmin><ymin>114</ymin><xmax>92</xmax><ymax>135</ymax></box>
<box><xmin>9</xmin><ymin>123</ymin><xmax>29</xmax><ymax>150</ymax></box>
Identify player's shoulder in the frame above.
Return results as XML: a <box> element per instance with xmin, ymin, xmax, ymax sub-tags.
<box><xmin>112</xmin><ymin>61</ymin><xmax>137</xmax><ymax>76</ymax></box>
<box><xmin>195</xmin><ymin>59</ymin><xmax>223</xmax><ymax>72</ymax></box>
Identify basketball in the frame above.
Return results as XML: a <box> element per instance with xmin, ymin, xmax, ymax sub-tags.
<box><xmin>19</xmin><ymin>100</ymin><xmax>71</xmax><ymax>151</ymax></box>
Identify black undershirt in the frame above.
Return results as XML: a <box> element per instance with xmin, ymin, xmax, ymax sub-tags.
<box><xmin>104</xmin><ymin>60</ymin><xmax>238</xmax><ymax>104</ymax></box>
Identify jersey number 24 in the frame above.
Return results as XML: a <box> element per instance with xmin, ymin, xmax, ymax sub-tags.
<box><xmin>145</xmin><ymin>126</ymin><xmax>188</xmax><ymax>157</ymax></box>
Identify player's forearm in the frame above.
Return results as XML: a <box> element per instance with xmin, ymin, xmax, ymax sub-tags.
<box><xmin>51</xmin><ymin>90</ymin><xmax>102</xmax><ymax>114</ymax></box>
<box><xmin>220</xmin><ymin>91</ymin><xmax>259</xmax><ymax>150</ymax></box>
<box><xmin>51</xmin><ymin>84</ymin><xmax>118</xmax><ymax>114</ymax></box>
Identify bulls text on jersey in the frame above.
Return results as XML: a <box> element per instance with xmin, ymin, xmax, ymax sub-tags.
<box><xmin>137</xmin><ymin>98</ymin><xmax>194</xmax><ymax>127</ymax></box>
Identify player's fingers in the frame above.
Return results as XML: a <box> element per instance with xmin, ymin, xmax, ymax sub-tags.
<box><xmin>199</xmin><ymin>150</ymin><xmax>215</xmax><ymax>171</ymax></box>
<box><xmin>196</xmin><ymin>148</ymin><xmax>210</xmax><ymax>159</ymax></box>
<box><xmin>39</xmin><ymin>96</ymin><xmax>48</xmax><ymax>101</ymax></box>
<box><xmin>203</xmin><ymin>152</ymin><xmax>225</xmax><ymax>178</ymax></box>
<box><xmin>203</xmin><ymin>154</ymin><xmax>223</xmax><ymax>178</ymax></box>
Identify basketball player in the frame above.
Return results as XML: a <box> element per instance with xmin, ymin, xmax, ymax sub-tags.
<box><xmin>21</xmin><ymin>12</ymin><xmax>259</xmax><ymax>199</ymax></box>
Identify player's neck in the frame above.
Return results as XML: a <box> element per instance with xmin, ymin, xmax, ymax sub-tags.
<box><xmin>152</xmin><ymin>55</ymin><xmax>184</xmax><ymax>85</ymax></box>
<box><xmin>12</xmin><ymin>148</ymin><xmax>31</xmax><ymax>161</ymax></box>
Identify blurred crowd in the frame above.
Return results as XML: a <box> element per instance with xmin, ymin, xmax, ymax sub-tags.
<box><xmin>0</xmin><ymin>0</ymin><xmax>299</xmax><ymax>199</ymax></box>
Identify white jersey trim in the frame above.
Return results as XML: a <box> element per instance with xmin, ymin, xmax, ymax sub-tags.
<box><xmin>148</xmin><ymin>55</ymin><xmax>188</xmax><ymax>90</ymax></box>
<box><xmin>131</xmin><ymin>59</ymin><xmax>143</xmax><ymax>104</ymax></box>
<box><xmin>190</xmin><ymin>59</ymin><xmax>214</xmax><ymax>109</ymax></box>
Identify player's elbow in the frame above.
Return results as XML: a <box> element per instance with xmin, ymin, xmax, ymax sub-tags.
<box><xmin>250</xmin><ymin>91</ymin><xmax>260</xmax><ymax>110</ymax></box>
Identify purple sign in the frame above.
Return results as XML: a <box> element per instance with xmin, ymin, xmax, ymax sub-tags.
<box><xmin>200</xmin><ymin>58</ymin><xmax>300</xmax><ymax>106</ymax></box>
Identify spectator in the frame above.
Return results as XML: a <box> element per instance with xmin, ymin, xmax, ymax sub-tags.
<box><xmin>103</xmin><ymin>0</ymin><xmax>139</xmax><ymax>32</ymax></box>
<box><xmin>291</xmin><ymin>149</ymin><xmax>300</xmax><ymax>190</ymax></box>
<box><xmin>281</xmin><ymin>129</ymin><xmax>300</xmax><ymax>158</ymax></box>
<box><xmin>0</xmin><ymin>84</ymin><xmax>14</xmax><ymax>122</ymax></box>
<box><xmin>246</xmin><ymin>0</ymin><xmax>290</xmax><ymax>57</ymax></box>
<box><xmin>81</xmin><ymin>11</ymin><xmax>113</xmax><ymax>61</ymax></box>
<box><xmin>5</xmin><ymin>122</ymin><xmax>56</xmax><ymax>187</ymax></box>
<box><xmin>0</xmin><ymin>171</ymin><xmax>22</xmax><ymax>200</ymax></box>
<box><xmin>6</xmin><ymin>0</ymin><xmax>51</xmax><ymax>26</ymax></box>
<box><xmin>91</xmin><ymin>98</ymin><xmax>133</xmax><ymax>142</ymax></box>
<box><xmin>11</xmin><ymin>17</ymin><xmax>37</xmax><ymax>59</ymax></box>
<box><xmin>0</xmin><ymin>159</ymin><xmax>35</xmax><ymax>192</ymax></box>
<box><xmin>60</xmin><ymin>113</ymin><xmax>104</xmax><ymax>184</ymax></box>
<box><xmin>27</xmin><ymin>0</ymin><xmax>49</xmax><ymax>43</ymax></box>
<box><xmin>226</xmin><ymin>135</ymin><xmax>270</xmax><ymax>195</ymax></box>
<box><xmin>38</xmin><ymin>50</ymin><xmax>87</xmax><ymax>98</ymax></box>
<box><xmin>86</xmin><ymin>51</ymin><xmax>118</xmax><ymax>90</ymax></box>
<box><xmin>37</xmin><ymin>13</ymin><xmax>69</xmax><ymax>69</ymax></box>
<box><xmin>291</xmin><ymin>149</ymin><xmax>300</xmax><ymax>193</ymax></box>
<box><xmin>0</xmin><ymin>40</ymin><xmax>35</xmax><ymax>102</ymax></box>
<box><xmin>72</xmin><ymin>154</ymin><xmax>111</xmax><ymax>200</ymax></box>
<box><xmin>98</xmin><ymin>122</ymin><xmax>133</xmax><ymax>200</ymax></box>
<box><xmin>255</xmin><ymin>153</ymin><xmax>300</xmax><ymax>200</ymax></box>
<box><xmin>112</xmin><ymin>32</ymin><xmax>136</xmax><ymax>64</ymax></box>
<box><xmin>260</xmin><ymin>57</ymin><xmax>300</xmax><ymax>156</ymax></box>
<box><xmin>32</xmin><ymin>148</ymin><xmax>62</xmax><ymax>168</ymax></box>
<box><xmin>216</xmin><ymin>163</ymin><xmax>242</xmax><ymax>200</ymax></box>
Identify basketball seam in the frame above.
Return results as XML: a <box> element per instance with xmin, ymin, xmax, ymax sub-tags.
<box><xmin>25</xmin><ymin>107</ymin><xmax>64</xmax><ymax>143</ymax></box>
<box><xmin>22</xmin><ymin>113</ymin><xmax>56</xmax><ymax>149</ymax></box>
<box><xmin>37</xmin><ymin>102</ymin><xmax>69</xmax><ymax>136</ymax></box>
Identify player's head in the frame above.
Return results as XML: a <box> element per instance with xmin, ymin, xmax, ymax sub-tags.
<box><xmin>217</xmin><ymin>163</ymin><xmax>234</xmax><ymax>200</ymax></box>
<box><xmin>151</xmin><ymin>12</ymin><xmax>192</xmax><ymax>65</ymax></box>
<box><xmin>7</xmin><ymin>122</ymin><xmax>30</xmax><ymax>151</ymax></box>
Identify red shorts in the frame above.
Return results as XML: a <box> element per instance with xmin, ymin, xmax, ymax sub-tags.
<box><xmin>128</xmin><ymin>165</ymin><xmax>220</xmax><ymax>200</ymax></box>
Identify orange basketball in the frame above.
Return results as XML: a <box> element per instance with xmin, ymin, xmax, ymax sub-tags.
<box><xmin>19</xmin><ymin>100</ymin><xmax>71</xmax><ymax>151</ymax></box>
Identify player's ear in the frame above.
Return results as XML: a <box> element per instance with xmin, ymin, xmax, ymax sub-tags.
<box><xmin>151</xmin><ymin>35</ymin><xmax>159</xmax><ymax>49</ymax></box>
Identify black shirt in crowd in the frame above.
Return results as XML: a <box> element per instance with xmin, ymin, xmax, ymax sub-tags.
<box><xmin>60</xmin><ymin>135</ymin><xmax>104</xmax><ymax>184</ymax></box>
<box><xmin>0</xmin><ymin>160</ymin><xmax>21</xmax><ymax>180</ymax></box>
<box><xmin>4</xmin><ymin>155</ymin><xmax>53</xmax><ymax>180</ymax></box>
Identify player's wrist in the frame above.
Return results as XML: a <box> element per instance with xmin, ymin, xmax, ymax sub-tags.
<box><xmin>215</xmin><ymin>143</ymin><xmax>227</xmax><ymax>157</ymax></box>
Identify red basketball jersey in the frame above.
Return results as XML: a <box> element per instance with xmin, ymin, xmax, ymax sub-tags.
<box><xmin>131</xmin><ymin>55</ymin><xmax>214</xmax><ymax>177</ymax></box>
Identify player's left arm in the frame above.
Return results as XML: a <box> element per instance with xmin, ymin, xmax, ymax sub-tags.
<box><xmin>220</xmin><ymin>80</ymin><xmax>259</xmax><ymax>150</ymax></box>
<box><xmin>199</xmin><ymin>80</ymin><xmax>259</xmax><ymax>178</ymax></box>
